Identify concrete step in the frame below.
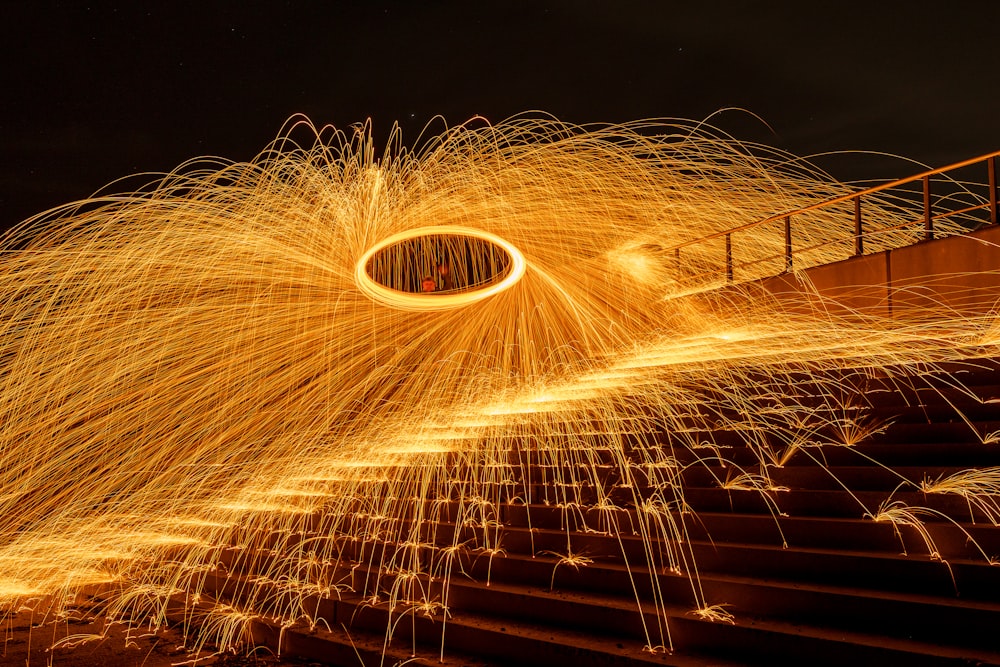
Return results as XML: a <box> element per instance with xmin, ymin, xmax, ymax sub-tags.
<box><xmin>506</xmin><ymin>505</ymin><xmax>1000</xmax><ymax>556</ymax></box>
<box><xmin>443</xmin><ymin>561</ymin><xmax>1000</xmax><ymax>658</ymax></box>
<box><xmin>458</xmin><ymin>527</ymin><xmax>999</xmax><ymax>599</ymax></box>
<box><xmin>198</xmin><ymin>556</ymin><xmax>1000</xmax><ymax>667</ymax></box>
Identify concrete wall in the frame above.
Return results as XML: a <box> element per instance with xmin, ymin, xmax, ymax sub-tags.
<box><xmin>750</xmin><ymin>224</ymin><xmax>1000</xmax><ymax>319</ymax></box>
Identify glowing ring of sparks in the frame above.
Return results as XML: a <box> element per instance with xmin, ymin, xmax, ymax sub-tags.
<box><xmin>355</xmin><ymin>225</ymin><xmax>526</xmax><ymax>311</ymax></box>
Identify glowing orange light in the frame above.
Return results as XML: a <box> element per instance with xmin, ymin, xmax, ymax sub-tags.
<box><xmin>355</xmin><ymin>225</ymin><xmax>526</xmax><ymax>311</ymax></box>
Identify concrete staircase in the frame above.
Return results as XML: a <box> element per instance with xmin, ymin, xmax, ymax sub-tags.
<box><xmin>178</xmin><ymin>357</ymin><xmax>1000</xmax><ymax>666</ymax></box>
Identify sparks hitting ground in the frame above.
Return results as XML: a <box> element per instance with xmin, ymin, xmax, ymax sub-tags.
<box><xmin>1</xmin><ymin>115</ymin><xmax>996</xmax><ymax>659</ymax></box>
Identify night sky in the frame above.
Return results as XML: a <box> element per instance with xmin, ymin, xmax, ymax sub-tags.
<box><xmin>3</xmin><ymin>1</ymin><xmax>998</xmax><ymax>232</ymax></box>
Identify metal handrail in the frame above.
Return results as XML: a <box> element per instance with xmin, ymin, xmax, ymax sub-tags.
<box><xmin>668</xmin><ymin>150</ymin><xmax>1000</xmax><ymax>285</ymax></box>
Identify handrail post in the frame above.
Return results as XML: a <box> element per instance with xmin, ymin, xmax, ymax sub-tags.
<box><xmin>784</xmin><ymin>215</ymin><xmax>793</xmax><ymax>272</ymax></box>
<box><xmin>725</xmin><ymin>234</ymin><xmax>733</xmax><ymax>283</ymax></box>
<box><xmin>923</xmin><ymin>175</ymin><xmax>933</xmax><ymax>241</ymax></box>
<box><xmin>990</xmin><ymin>155</ymin><xmax>998</xmax><ymax>225</ymax></box>
<box><xmin>854</xmin><ymin>195</ymin><xmax>863</xmax><ymax>256</ymax></box>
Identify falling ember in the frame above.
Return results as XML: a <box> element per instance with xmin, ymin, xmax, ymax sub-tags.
<box><xmin>1</xmin><ymin>113</ymin><xmax>997</xmax><ymax>661</ymax></box>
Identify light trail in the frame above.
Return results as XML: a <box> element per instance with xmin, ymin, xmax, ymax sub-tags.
<box><xmin>0</xmin><ymin>114</ymin><xmax>996</xmax><ymax>660</ymax></box>
<box><xmin>354</xmin><ymin>224</ymin><xmax>526</xmax><ymax>311</ymax></box>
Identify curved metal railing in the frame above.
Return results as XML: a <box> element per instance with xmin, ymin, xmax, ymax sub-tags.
<box><xmin>668</xmin><ymin>150</ymin><xmax>1000</xmax><ymax>286</ymax></box>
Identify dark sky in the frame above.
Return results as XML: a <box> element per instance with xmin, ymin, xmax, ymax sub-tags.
<box><xmin>3</xmin><ymin>1</ymin><xmax>998</xmax><ymax>230</ymax></box>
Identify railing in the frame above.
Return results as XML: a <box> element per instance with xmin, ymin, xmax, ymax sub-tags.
<box><xmin>669</xmin><ymin>150</ymin><xmax>1000</xmax><ymax>286</ymax></box>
